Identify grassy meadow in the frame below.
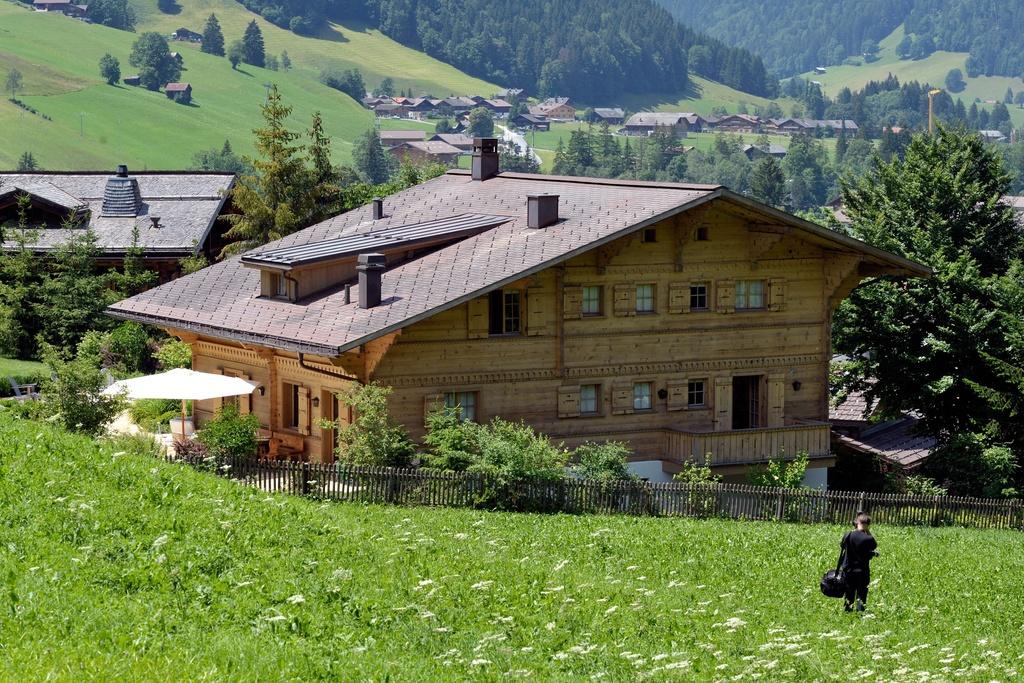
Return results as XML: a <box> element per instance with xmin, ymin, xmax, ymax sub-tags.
<box><xmin>801</xmin><ymin>24</ymin><xmax>1024</xmax><ymax>127</ymax></box>
<box><xmin>1</xmin><ymin>412</ymin><xmax>1022</xmax><ymax>680</ymax></box>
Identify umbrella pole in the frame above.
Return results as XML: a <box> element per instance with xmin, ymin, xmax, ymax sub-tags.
<box><xmin>181</xmin><ymin>399</ymin><xmax>187</xmax><ymax>440</ymax></box>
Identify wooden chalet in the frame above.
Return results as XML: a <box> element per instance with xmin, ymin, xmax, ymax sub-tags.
<box><xmin>109</xmin><ymin>139</ymin><xmax>928</xmax><ymax>487</ymax></box>
<box><xmin>32</xmin><ymin>0</ymin><xmax>87</xmax><ymax>15</ymax></box>
<box><xmin>389</xmin><ymin>140</ymin><xmax>462</xmax><ymax>166</ymax></box>
<box><xmin>164</xmin><ymin>82</ymin><xmax>192</xmax><ymax>103</ymax></box>
<box><xmin>172</xmin><ymin>27</ymin><xmax>203</xmax><ymax>42</ymax></box>
<box><xmin>378</xmin><ymin>130</ymin><xmax>427</xmax><ymax>148</ymax></box>
<box><xmin>709</xmin><ymin>114</ymin><xmax>761</xmax><ymax>134</ymax></box>
<box><xmin>531</xmin><ymin>97</ymin><xmax>575</xmax><ymax>121</ymax></box>
<box><xmin>742</xmin><ymin>144</ymin><xmax>787</xmax><ymax>161</ymax></box>
<box><xmin>1</xmin><ymin>166</ymin><xmax>234</xmax><ymax>280</ymax></box>
<box><xmin>592</xmin><ymin>108</ymin><xmax>625</xmax><ymax>125</ymax></box>
<box><xmin>623</xmin><ymin>113</ymin><xmax>700</xmax><ymax>136</ymax></box>
<box><xmin>511</xmin><ymin>113</ymin><xmax>550</xmax><ymax>131</ymax></box>
<box><xmin>480</xmin><ymin>99</ymin><xmax>512</xmax><ymax>115</ymax></box>
<box><xmin>766</xmin><ymin>118</ymin><xmax>859</xmax><ymax>136</ymax></box>
<box><xmin>429</xmin><ymin>133</ymin><xmax>475</xmax><ymax>152</ymax></box>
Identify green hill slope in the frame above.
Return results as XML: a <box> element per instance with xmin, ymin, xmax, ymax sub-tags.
<box><xmin>2</xmin><ymin>413</ymin><xmax>1023</xmax><ymax>678</ymax></box>
<box><xmin>0</xmin><ymin>0</ymin><xmax>496</xmax><ymax>170</ymax></box>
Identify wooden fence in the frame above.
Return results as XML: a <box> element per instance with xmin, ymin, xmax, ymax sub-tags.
<box><xmin>168</xmin><ymin>453</ymin><xmax>1024</xmax><ymax>531</ymax></box>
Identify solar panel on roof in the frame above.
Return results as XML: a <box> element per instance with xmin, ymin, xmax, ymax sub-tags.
<box><xmin>241</xmin><ymin>213</ymin><xmax>510</xmax><ymax>269</ymax></box>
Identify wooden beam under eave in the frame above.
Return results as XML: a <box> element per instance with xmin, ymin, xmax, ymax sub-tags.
<box><xmin>363</xmin><ymin>331</ymin><xmax>401</xmax><ymax>382</ymax></box>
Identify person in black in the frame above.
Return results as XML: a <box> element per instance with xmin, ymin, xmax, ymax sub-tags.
<box><xmin>840</xmin><ymin>512</ymin><xmax>878</xmax><ymax>612</ymax></box>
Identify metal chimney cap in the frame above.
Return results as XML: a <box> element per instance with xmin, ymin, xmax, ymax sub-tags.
<box><xmin>116</xmin><ymin>164</ymin><xmax>129</xmax><ymax>178</ymax></box>
<box><xmin>357</xmin><ymin>252</ymin><xmax>387</xmax><ymax>268</ymax></box>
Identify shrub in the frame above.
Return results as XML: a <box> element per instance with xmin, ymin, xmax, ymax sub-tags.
<box><xmin>334</xmin><ymin>383</ymin><xmax>414</xmax><ymax>467</ymax></box>
<box><xmin>197</xmin><ymin>404</ymin><xmax>259</xmax><ymax>460</ymax></box>
<box><xmin>128</xmin><ymin>398</ymin><xmax>180</xmax><ymax>432</ymax></box>
<box><xmin>673</xmin><ymin>459</ymin><xmax>722</xmax><ymax>484</ymax></box>
<box><xmin>750</xmin><ymin>452</ymin><xmax>809</xmax><ymax>489</ymax></box>
<box><xmin>154</xmin><ymin>339</ymin><xmax>192</xmax><ymax>369</ymax></box>
<box><xmin>105</xmin><ymin>321</ymin><xmax>153</xmax><ymax>373</ymax></box>
<box><xmin>0</xmin><ymin>396</ymin><xmax>51</xmax><ymax>421</ymax></box>
<box><xmin>174</xmin><ymin>437</ymin><xmax>210</xmax><ymax>461</ymax></box>
<box><xmin>468</xmin><ymin>418</ymin><xmax>567</xmax><ymax>484</ymax></box>
<box><xmin>103</xmin><ymin>433</ymin><xmax>164</xmax><ymax>459</ymax></box>
<box><xmin>900</xmin><ymin>474</ymin><xmax>949</xmax><ymax>497</ymax></box>
<box><xmin>420</xmin><ymin>408</ymin><xmax>480</xmax><ymax>471</ymax></box>
<box><xmin>923</xmin><ymin>432</ymin><xmax>1018</xmax><ymax>498</ymax></box>
<box><xmin>43</xmin><ymin>344</ymin><xmax>123</xmax><ymax>436</ymax></box>
<box><xmin>571</xmin><ymin>441</ymin><xmax>636</xmax><ymax>482</ymax></box>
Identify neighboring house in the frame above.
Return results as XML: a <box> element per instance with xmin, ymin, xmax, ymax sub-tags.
<box><xmin>389</xmin><ymin>140</ymin><xmax>462</xmax><ymax>166</ymax></box>
<box><xmin>767</xmin><ymin>118</ymin><xmax>858</xmax><ymax>135</ymax></box>
<box><xmin>531</xmin><ymin>97</ymin><xmax>575</xmax><ymax>121</ymax></box>
<box><xmin>172</xmin><ymin>27</ymin><xmax>203</xmax><ymax>42</ymax></box>
<box><xmin>511</xmin><ymin>113</ymin><xmax>550</xmax><ymax>131</ymax></box>
<box><xmin>494</xmin><ymin>88</ymin><xmax>525</xmax><ymax>100</ymax></box>
<box><xmin>378</xmin><ymin>130</ymin><xmax>428</xmax><ymax>148</ymax></box>
<box><xmin>1</xmin><ymin>166</ymin><xmax>234</xmax><ymax>280</ymax></box>
<box><xmin>170</xmin><ymin>52</ymin><xmax>184</xmax><ymax>65</ymax></box>
<box><xmin>362</xmin><ymin>96</ymin><xmax>390</xmax><ymax>108</ymax></box>
<box><xmin>404</xmin><ymin>98</ymin><xmax>437</xmax><ymax>118</ymax></box>
<box><xmin>592</xmin><ymin>108</ymin><xmax>625</xmax><ymax>125</ymax></box>
<box><xmin>429</xmin><ymin>133</ymin><xmax>475</xmax><ymax>152</ymax></box>
<box><xmin>622</xmin><ymin>113</ymin><xmax>696</xmax><ymax>137</ymax></box>
<box><xmin>709</xmin><ymin>114</ymin><xmax>761</xmax><ymax>133</ymax></box>
<box><xmin>742</xmin><ymin>144</ymin><xmax>787</xmax><ymax>161</ymax></box>
<box><xmin>165</xmin><ymin>82</ymin><xmax>192</xmax><ymax>104</ymax></box>
<box><xmin>440</xmin><ymin>97</ymin><xmax>477</xmax><ymax>114</ymax></box>
<box><xmin>827</xmin><ymin>197</ymin><xmax>852</xmax><ymax>225</ymax></box>
<box><xmin>372</xmin><ymin>103</ymin><xmax>407</xmax><ymax>118</ymax></box>
<box><xmin>480</xmin><ymin>99</ymin><xmax>512</xmax><ymax>116</ymax></box>
<box><xmin>979</xmin><ymin>129</ymin><xmax>1008</xmax><ymax>143</ymax></box>
<box><xmin>814</xmin><ymin>67</ymin><xmax>828</xmax><ymax>75</ymax></box>
<box><xmin>109</xmin><ymin>140</ymin><xmax>928</xmax><ymax>486</ymax></box>
<box><xmin>123</xmin><ymin>75</ymin><xmax>141</xmax><ymax>87</ymax></box>
<box><xmin>32</xmin><ymin>0</ymin><xmax>81</xmax><ymax>12</ymax></box>
<box><xmin>830</xmin><ymin>388</ymin><xmax>935</xmax><ymax>487</ymax></box>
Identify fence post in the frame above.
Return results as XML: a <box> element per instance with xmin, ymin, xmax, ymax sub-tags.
<box><xmin>301</xmin><ymin>462</ymin><xmax>310</xmax><ymax>496</ymax></box>
<box><xmin>857</xmin><ymin>492</ymin><xmax>865</xmax><ymax>513</ymax></box>
<box><xmin>775</xmin><ymin>489</ymin><xmax>785</xmax><ymax>521</ymax></box>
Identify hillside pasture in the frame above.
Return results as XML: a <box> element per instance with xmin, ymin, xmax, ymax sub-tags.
<box><xmin>0</xmin><ymin>413</ymin><xmax>1022</xmax><ymax>680</ymax></box>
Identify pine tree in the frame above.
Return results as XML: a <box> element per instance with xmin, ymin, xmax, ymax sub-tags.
<box><xmin>111</xmin><ymin>225</ymin><xmax>157</xmax><ymax>297</ymax></box>
<box><xmin>0</xmin><ymin>194</ymin><xmax>43</xmax><ymax>358</ymax></box>
<box><xmin>351</xmin><ymin>129</ymin><xmax>393</xmax><ymax>185</ymax></box>
<box><xmin>551</xmin><ymin>138</ymin><xmax>568</xmax><ymax>175</ymax></box>
<box><xmin>16</xmin><ymin>151</ymin><xmax>38</xmax><ymax>171</ymax></box>
<box><xmin>306</xmin><ymin>111</ymin><xmax>341</xmax><ymax>220</ymax></box>
<box><xmin>201</xmin><ymin>14</ymin><xmax>225</xmax><ymax>57</ymax></box>
<box><xmin>241</xmin><ymin>19</ymin><xmax>266</xmax><ymax>68</ymax></box>
<box><xmin>38</xmin><ymin>225</ymin><xmax>114</xmax><ymax>352</ymax></box>
<box><xmin>750</xmin><ymin>156</ymin><xmax>786</xmax><ymax>208</ymax></box>
<box><xmin>220</xmin><ymin>85</ymin><xmax>309</xmax><ymax>255</ymax></box>
<box><xmin>835</xmin><ymin>127</ymin><xmax>849</xmax><ymax>163</ymax></box>
<box><xmin>280</xmin><ymin>50</ymin><xmax>291</xmax><ymax>70</ymax></box>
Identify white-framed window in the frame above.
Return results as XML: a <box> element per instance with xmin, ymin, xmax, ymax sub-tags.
<box><xmin>633</xmin><ymin>382</ymin><xmax>653</xmax><ymax>411</ymax></box>
<box><xmin>735</xmin><ymin>280</ymin><xmax>766</xmax><ymax>310</ymax></box>
<box><xmin>444</xmin><ymin>391</ymin><xmax>477</xmax><ymax>421</ymax></box>
<box><xmin>690</xmin><ymin>283</ymin><xmax>708</xmax><ymax>311</ymax></box>
<box><xmin>488</xmin><ymin>290</ymin><xmax>521</xmax><ymax>334</ymax></box>
<box><xmin>687</xmin><ymin>379</ymin><xmax>706</xmax><ymax>407</ymax></box>
<box><xmin>580</xmin><ymin>384</ymin><xmax>600</xmax><ymax>415</ymax></box>
<box><xmin>582</xmin><ymin>285</ymin><xmax>602</xmax><ymax>316</ymax></box>
<box><xmin>635</xmin><ymin>284</ymin><xmax>655</xmax><ymax>314</ymax></box>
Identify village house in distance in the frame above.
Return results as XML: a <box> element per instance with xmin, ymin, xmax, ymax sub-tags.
<box><xmin>1</xmin><ymin>165</ymin><xmax>234</xmax><ymax>279</ymax></box>
<box><xmin>109</xmin><ymin>139</ymin><xmax>928</xmax><ymax>487</ymax></box>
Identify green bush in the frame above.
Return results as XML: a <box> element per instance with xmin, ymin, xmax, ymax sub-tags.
<box><xmin>197</xmin><ymin>404</ymin><xmax>259</xmax><ymax>460</ymax></box>
<box><xmin>900</xmin><ymin>474</ymin><xmax>949</xmax><ymax>497</ymax></box>
<box><xmin>105</xmin><ymin>321</ymin><xmax>153</xmax><ymax>373</ymax></box>
<box><xmin>467</xmin><ymin>418</ymin><xmax>567</xmax><ymax>484</ymax></box>
<box><xmin>571</xmin><ymin>441</ymin><xmax>636</xmax><ymax>482</ymax></box>
<box><xmin>673</xmin><ymin>459</ymin><xmax>722</xmax><ymax>484</ymax></box>
<box><xmin>750</xmin><ymin>452</ymin><xmax>809</xmax><ymax>489</ymax></box>
<box><xmin>0</xmin><ymin>396</ymin><xmax>51</xmax><ymax>420</ymax></box>
<box><xmin>334</xmin><ymin>383</ymin><xmax>414</xmax><ymax>467</ymax></box>
<box><xmin>923</xmin><ymin>432</ymin><xmax>1018</xmax><ymax>498</ymax></box>
<box><xmin>43</xmin><ymin>344</ymin><xmax>123</xmax><ymax>436</ymax></box>
<box><xmin>421</xmin><ymin>408</ymin><xmax>480</xmax><ymax>471</ymax></box>
<box><xmin>154</xmin><ymin>338</ymin><xmax>192</xmax><ymax>369</ymax></box>
<box><xmin>128</xmin><ymin>398</ymin><xmax>181</xmax><ymax>433</ymax></box>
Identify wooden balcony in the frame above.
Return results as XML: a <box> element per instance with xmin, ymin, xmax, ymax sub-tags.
<box><xmin>665</xmin><ymin>422</ymin><xmax>831</xmax><ymax>467</ymax></box>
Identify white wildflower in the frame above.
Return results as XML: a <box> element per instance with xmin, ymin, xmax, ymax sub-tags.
<box><xmin>605</xmin><ymin>606</ymin><xmax>618</xmax><ymax>616</ymax></box>
<box><xmin>471</xmin><ymin>580</ymin><xmax>493</xmax><ymax>590</ymax></box>
<box><xmin>553</xmin><ymin>559</ymin><xmax>570</xmax><ymax>571</ymax></box>
<box><xmin>286</xmin><ymin>594</ymin><xmax>305</xmax><ymax>604</ymax></box>
<box><xmin>470</xmin><ymin>658</ymin><xmax>491</xmax><ymax>667</ymax></box>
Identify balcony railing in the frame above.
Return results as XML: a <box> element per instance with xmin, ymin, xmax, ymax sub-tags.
<box><xmin>666</xmin><ymin>422</ymin><xmax>831</xmax><ymax>467</ymax></box>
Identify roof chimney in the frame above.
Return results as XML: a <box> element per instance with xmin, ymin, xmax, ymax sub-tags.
<box><xmin>472</xmin><ymin>137</ymin><xmax>499</xmax><ymax>181</ymax></box>
<box><xmin>372</xmin><ymin>197</ymin><xmax>384</xmax><ymax>220</ymax></box>
<box><xmin>527</xmin><ymin>194</ymin><xmax>559</xmax><ymax>229</ymax></box>
<box><xmin>149</xmin><ymin>215</ymin><xmax>161</xmax><ymax>229</ymax></box>
<box><xmin>357</xmin><ymin>253</ymin><xmax>386</xmax><ymax>309</ymax></box>
<box><xmin>102</xmin><ymin>164</ymin><xmax>141</xmax><ymax>217</ymax></box>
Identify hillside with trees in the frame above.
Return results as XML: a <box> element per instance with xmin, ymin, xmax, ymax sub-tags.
<box><xmin>222</xmin><ymin>0</ymin><xmax>776</xmax><ymax>100</ymax></box>
<box><xmin>657</xmin><ymin>0</ymin><xmax>1024</xmax><ymax>80</ymax></box>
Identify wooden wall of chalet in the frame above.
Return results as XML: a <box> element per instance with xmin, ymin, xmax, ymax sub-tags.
<box><xmin>374</xmin><ymin>204</ymin><xmax>835</xmax><ymax>460</ymax></box>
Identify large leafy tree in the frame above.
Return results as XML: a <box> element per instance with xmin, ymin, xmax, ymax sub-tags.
<box><xmin>129</xmin><ymin>32</ymin><xmax>181</xmax><ymax>91</ymax></box>
<box><xmin>201</xmin><ymin>14</ymin><xmax>226</xmax><ymax>56</ymax></box>
<box><xmin>98</xmin><ymin>53</ymin><xmax>120</xmax><ymax>85</ymax></box>
<box><xmin>834</xmin><ymin>127</ymin><xmax>1024</xmax><ymax>494</ymax></box>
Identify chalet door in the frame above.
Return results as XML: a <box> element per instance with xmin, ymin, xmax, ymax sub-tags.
<box><xmin>732</xmin><ymin>375</ymin><xmax>763</xmax><ymax>430</ymax></box>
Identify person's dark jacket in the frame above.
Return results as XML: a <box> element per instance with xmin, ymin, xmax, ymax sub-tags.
<box><xmin>841</xmin><ymin>529</ymin><xmax>877</xmax><ymax>572</ymax></box>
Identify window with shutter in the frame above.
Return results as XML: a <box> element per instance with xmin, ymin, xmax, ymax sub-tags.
<box><xmin>769</xmin><ymin>278</ymin><xmax>787</xmax><ymax>311</ymax></box>
<box><xmin>557</xmin><ymin>386</ymin><xmax>581</xmax><ymax>418</ymax></box>
<box><xmin>767</xmin><ymin>373</ymin><xmax>785</xmax><ymax>427</ymax></box>
<box><xmin>563</xmin><ymin>285</ymin><xmax>582</xmax><ymax>319</ymax></box>
<box><xmin>297</xmin><ymin>386</ymin><xmax>311</xmax><ymax>434</ymax></box>
<box><xmin>668</xmin><ymin>283</ymin><xmax>689</xmax><ymax>314</ymax></box>
<box><xmin>579</xmin><ymin>384</ymin><xmax>600</xmax><ymax>415</ymax></box>
<box><xmin>713</xmin><ymin>377</ymin><xmax>732</xmax><ymax>430</ymax></box>
<box><xmin>581</xmin><ymin>285</ymin><xmax>602</xmax><ymax>316</ymax></box>
<box><xmin>666</xmin><ymin>380</ymin><xmax>687</xmax><ymax>411</ymax></box>
<box><xmin>613</xmin><ymin>284</ymin><xmax>635</xmax><ymax>316</ymax></box>
<box><xmin>716</xmin><ymin>280</ymin><xmax>735</xmax><ymax>314</ymax></box>
<box><xmin>611</xmin><ymin>383</ymin><xmax>634</xmax><ymax>414</ymax></box>
<box><xmin>527</xmin><ymin>288</ymin><xmax>547</xmax><ymax>336</ymax></box>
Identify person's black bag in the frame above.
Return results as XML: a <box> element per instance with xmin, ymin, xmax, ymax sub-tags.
<box><xmin>820</xmin><ymin>546</ymin><xmax>847</xmax><ymax>598</ymax></box>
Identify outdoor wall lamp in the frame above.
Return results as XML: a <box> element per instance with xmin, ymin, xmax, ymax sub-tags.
<box><xmin>257</xmin><ymin>386</ymin><xmax>266</xmax><ymax>396</ymax></box>
<box><xmin>311</xmin><ymin>397</ymin><xmax>320</xmax><ymax>408</ymax></box>
<box><xmin>657</xmin><ymin>388</ymin><xmax>668</xmax><ymax>400</ymax></box>
<box><xmin>792</xmin><ymin>380</ymin><xmax>802</xmax><ymax>391</ymax></box>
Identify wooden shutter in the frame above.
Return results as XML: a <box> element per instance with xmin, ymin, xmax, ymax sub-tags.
<box><xmin>527</xmin><ymin>288</ymin><xmax>548</xmax><ymax>336</ymax></box>
<box><xmin>238</xmin><ymin>373</ymin><xmax>252</xmax><ymax>415</ymax></box>
<box><xmin>668</xmin><ymin>282</ymin><xmax>690</xmax><ymax>314</ymax></box>
<box><xmin>716</xmin><ymin>279</ymin><xmax>735</xmax><ymax>314</ymax></box>
<box><xmin>611</xmin><ymin>383</ymin><xmax>634</xmax><ymax>415</ymax></box>
<box><xmin>423</xmin><ymin>393</ymin><xmax>444</xmax><ymax>423</ymax></box>
<box><xmin>297</xmin><ymin>386</ymin><xmax>311</xmax><ymax>435</ymax></box>
<box><xmin>666</xmin><ymin>380</ymin><xmax>687</xmax><ymax>412</ymax></box>
<box><xmin>613</xmin><ymin>284</ymin><xmax>635</xmax><ymax>317</ymax></box>
<box><xmin>767</xmin><ymin>373</ymin><xmax>785</xmax><ymax>427</ymax></box>
<box><xmin>467</xmin><ymin>296</ymin><xmax>489</xmax><ymax>339</ymax></box>
<box><xmin>563</xmin><ymin>285</ymin><xmax>582</xmax><ymax>319</ymax></box>
<box><xmin>769</xmin><ymin>278</ymin><xmax>787</xmax><ymax>312</ymax></box>
<box><xmin>557</xmin><ymin>386</ymin><xmax>581</xmax><ymax>418</ymax></box>
<box><xmin>713</xmin><ymin>377</ymin><xmax>732</xmax><ymax>430</ymax></box>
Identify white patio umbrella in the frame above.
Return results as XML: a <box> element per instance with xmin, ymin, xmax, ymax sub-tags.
<box><xmin>103</xmin><ymin>368</ymin><xmax>261</xmax><ymax>435</ymax></box>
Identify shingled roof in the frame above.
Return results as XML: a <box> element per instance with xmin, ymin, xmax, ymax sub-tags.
<box><xmin>0</xmin><ymin>170</ymin><xmax>234</xmax><ymax>256</ymax></box>
<box><xmin>108</xmin><ymin>170</ymin><xmax>928</xmax><ymax>356</ymax></box>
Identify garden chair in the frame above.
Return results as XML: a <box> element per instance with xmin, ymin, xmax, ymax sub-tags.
<box><xmin>7</xmin><ymin>377</ymin><xmax>40</xmax><ymax>401</ymax></box>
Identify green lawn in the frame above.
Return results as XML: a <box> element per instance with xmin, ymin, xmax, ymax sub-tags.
<box><xmin>0</xmin><ymin>356</ymin><xmax>45</xmax><ymax>379</ymax></box>
<box><xmin>802</xmin><ymin>24</ymin><xmax>1024</xmax><ymax>127</ymax></box>
<box><xmin>1</xmin><ymin>413</ymin><xmax>1022</xmax><ymax>680</ymax></box>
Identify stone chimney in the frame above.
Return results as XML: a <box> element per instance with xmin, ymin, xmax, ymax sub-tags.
<box><xmin>357</xmin><ymin>253</ymin><xmax>386</xmax><ymax>309</ymax></box>
<box><xmin>471</xmin><ymin>137</ymin><xmax>499</xmax><ymax>181</ymax></box>
<box><xmin>527</xmin><ymin>194</ymin><xmax>559</xmax><ymax>229</ymax></box>
<box><xmin>102</xmin><ymin>164</ymin><xmax>141</xmax><ymax>217</ymax></box>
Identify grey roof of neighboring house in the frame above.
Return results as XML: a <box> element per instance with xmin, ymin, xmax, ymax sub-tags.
<box><xmin>429</xmin><ymin>133</ymin><xmax>475</xmax><ymax>149</ymax></box>
<box><xmin>109</xmin><ymin>169</ymin><xmax>929</xmax><ymax>357</ymax></box>
<box><xmin>0</xmin><ymin>171</ymin><xmax>234</xmax><ymax>255</ymax></box>
<box><xmin>624</xmin><ymin>112</ymin><xmax>690</xmax><ymax>127</ymax></box>
<box><xmin>743</xmin><ymin>144</ymin><xmax>787</xmax><ymax>156</ymax></box>
<box><xmin>829</xmin><ymin>388</ymin><xmax>935</xmax><ymax>468</ymax></box>
<box><xmin>378</xmin><ymin>130</ymin><xmax>427</xmax><ymax>141</ymax></box>
<box><xmin>594</xmin><ymin>108</ymin><xmax>625</xmax><ymax>119</ymax></box>
<box><xmin>393</xmin><ymin>140</ymin><xmax>463</xmax><ymax>156</ymax></box>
